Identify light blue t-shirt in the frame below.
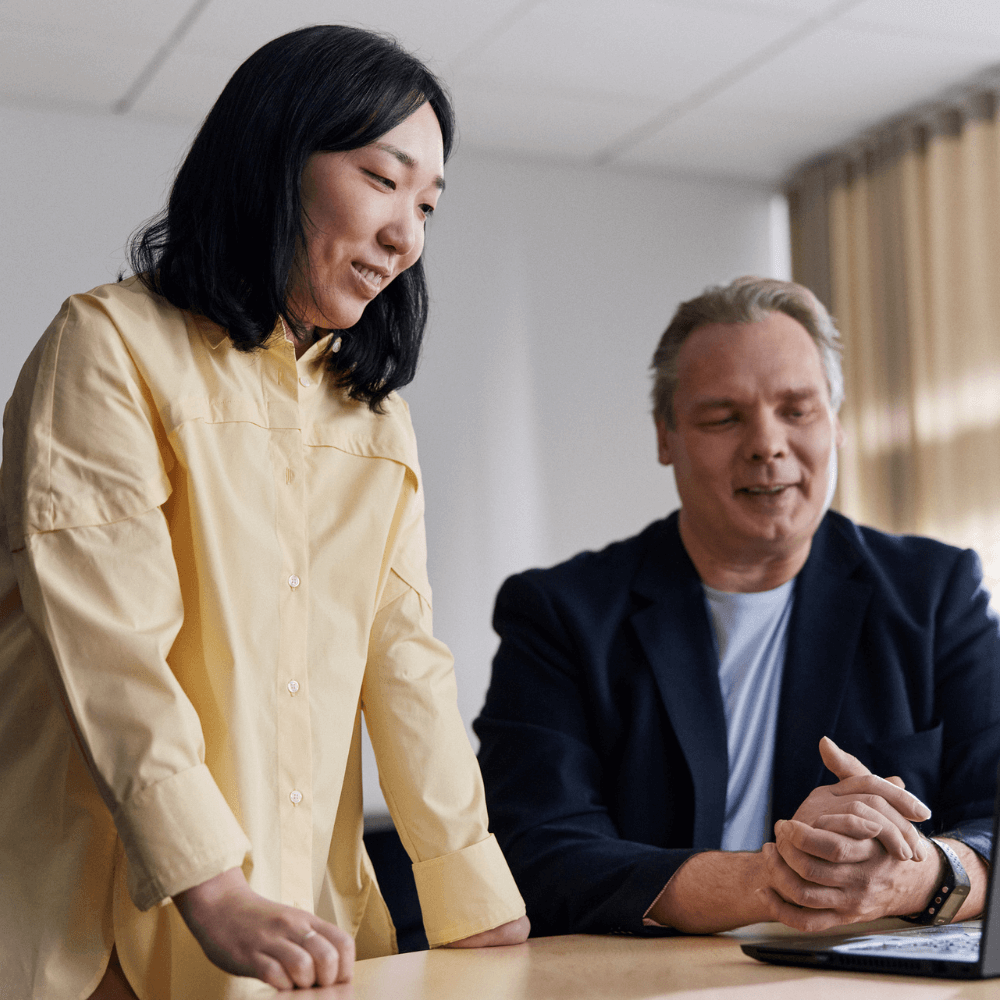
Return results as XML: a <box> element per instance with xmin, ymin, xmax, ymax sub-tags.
<box><xmin>702</xmin><ymin>579</ymin><xmax>796</xmax><ymax>852</ymax></box>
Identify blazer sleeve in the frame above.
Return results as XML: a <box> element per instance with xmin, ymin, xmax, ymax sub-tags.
<box><xmin>474</xmin><ymin>572</ymin><xmax>696</xmax><ymax>937</ymax></box>
<box><xmin>931</xmin><ymin>547</ymin><xmax>1000</xmax><ymax>862</ymax></box>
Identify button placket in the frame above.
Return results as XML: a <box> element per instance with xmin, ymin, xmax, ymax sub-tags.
<box><xmin>270</xmin><ymin>372</ymin><xmax>313</xmax><ymax>906</ymax></box>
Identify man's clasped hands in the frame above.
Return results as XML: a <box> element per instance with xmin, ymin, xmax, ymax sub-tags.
<box><xmin>760</xmin><ymin>735</ymin><xmax>943</xmax><ymax>931</ymax></box>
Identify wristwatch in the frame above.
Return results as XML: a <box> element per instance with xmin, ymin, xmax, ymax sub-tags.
<box><xmin>902</xmin><ymin>838</ymin><xmax>970</xmax><ymax>926</ymax></box>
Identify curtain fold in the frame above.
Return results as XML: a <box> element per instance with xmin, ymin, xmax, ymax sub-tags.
<box><xmin>788</xmin><ymin>90</ymin><xmax>1000</xmax><ymax>601</ymax></box>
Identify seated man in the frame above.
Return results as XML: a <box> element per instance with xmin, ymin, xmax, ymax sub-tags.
<box><xmin>474</xmin><ymin>276</ymin><xmax>1000</xmax><ymax>937</ymax></box>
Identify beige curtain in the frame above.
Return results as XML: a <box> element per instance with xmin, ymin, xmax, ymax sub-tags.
<box><xmin>788</xmin><ymin>90</ymin><xmax>1000</xmax><ymax>602</ymax></box>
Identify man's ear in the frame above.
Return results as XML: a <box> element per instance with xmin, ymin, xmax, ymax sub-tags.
<box><xmin>655</xmin><ymin>419</ymin><xmax>673</xmax><ymax>467</ymax></box>
<box><xmin>834</xmin><ymin>415</ymin><xmax>846</xmax><ymax>449</ymax></box>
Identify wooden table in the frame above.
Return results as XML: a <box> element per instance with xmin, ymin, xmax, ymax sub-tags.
<box><xmin>271</xmin><ymin>922</ymin><xmax>999</xmax><ymax>999</ymax></box>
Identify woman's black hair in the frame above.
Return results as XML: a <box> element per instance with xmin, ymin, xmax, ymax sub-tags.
<box><xmin>128</xmin><ymin>24</ymin><xmax>455</xmax><ymax>411</ymax></box>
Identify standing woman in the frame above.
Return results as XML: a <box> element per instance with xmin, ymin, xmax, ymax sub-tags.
<box><xmin>0</xmin><ymin>25</ymin><xmax>527</xmax><ymax>1000</ymax></box>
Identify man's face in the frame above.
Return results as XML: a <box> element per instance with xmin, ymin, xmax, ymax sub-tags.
<box><xmin>656</xmin><ymin>311</ymin><xmax>844</xmax><ymax>566</ymax></box>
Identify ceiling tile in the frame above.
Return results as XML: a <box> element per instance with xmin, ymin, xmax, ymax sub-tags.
<box><xmin>127</xmin><ymin>48</ymin><xmax>236</xmax><ymax>124</ymax></box>
<box><xmin>703</xmin><ymin>22</ymin><xmax>1000</xmax><ymax>121</ymax></box>
<box><xmin>170</xmin><ymin>0</ymin><xmax>531</xmax><ymax>69</ymax></box>
<box><xmin>615</xmin><ymin>19</ymin><xmax>1000</xmax><ymax>178</ymax></box>
<box><xmin>3</xmin><ymin>0</ymin><xmax>1000</xmax><ymax>185</ymax></box>
<box><xmin>616</xmin><ymin>99</ymin><xmax>860</xmax><ymax>181</ymax></box>
<box><xmin>458</xmin><ymin>0</ymin><xmax>801</xmax><ymax>101</ymax></box>
<box><xmin>0</xmin><ymin>25</ymin><xmax>157</xmax><ymax>108</ymax></box>
<box><xmin>661</xmin><ymin>0</ymin><xmax>847</xmax><ymax>16</ymax></box>
<box><xmin>0</xmin><ymin>0</ymin><xmax>184</xmax><ymax>45</ymax></box>
<box><xmin>844</xmin><ymin>0</ymin><xmax>1000</xmax><ymax>43</ymax></box>
<box><xmin>131</xmin><ymin>2</ymin><xmax>541</xmax><ymax>128</ymax></box>
<box><xmin>451</xmin><ymin>82</ymin><xmax>659</xmax><ymax>160</ymax></box>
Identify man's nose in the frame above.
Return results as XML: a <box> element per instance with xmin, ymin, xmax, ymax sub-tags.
<box><xmin>744</xmin><ymin>411</ymin><xmax>787</xmax><ymax>462</ymax></box>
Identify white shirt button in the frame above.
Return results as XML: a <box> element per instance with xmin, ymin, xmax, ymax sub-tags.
<box><xmin>299</xmin><ymin>376</ymin><xmax>312</xmax><ymax>387</ymax></box>
<box><xmin>288</xmin><ymin>574</ymin><xmax>300</xmax><ymax>589</ymax></box>
<box><xmin>287</xmin><ymin>679</ymin><xmax>300</xmax><ymax>695</ymax></box>
<box><xmin>289</xmin><ymin>789</ymin><xmax>303</xmax><ymax>805</ymax></box>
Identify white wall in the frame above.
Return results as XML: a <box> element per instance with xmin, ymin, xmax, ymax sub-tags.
<box><xmin>0</xmin><ymin>105</ymin><xmax>197</xmax><ymax>358</ymax></box>
<box><xmin>412</xmin><ymin>154</ymin><xmax>786</xmax><ymax>742</ymax></box>
<box><xmin>0</xmin><ymin>105</ymin><xmax>786</xmax><ymax>815</ymax></box>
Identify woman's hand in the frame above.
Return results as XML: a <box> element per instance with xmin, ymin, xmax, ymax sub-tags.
<box><xmin>443</xmin><ymin>915</ymin><xmax>530</xmax><ymax>948</ymax></box>
<box><xmin>173</xmin><ymin>868</ymin><xmax>354</xmax><ymax>990</ymax></box>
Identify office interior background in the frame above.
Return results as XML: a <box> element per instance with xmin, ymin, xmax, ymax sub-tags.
<box><xmin>3</xmin><ymin>0</ymin><xmax>1000</xmax><ymax>817</ymax></box>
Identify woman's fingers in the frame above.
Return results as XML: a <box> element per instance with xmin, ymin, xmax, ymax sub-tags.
<box><xmin>313</xmin><ymin>923</ymin><xmax>355</xmax><ymax>984</ymax></box>
<box><xmin>254</xmin><ymin>952</ymin><xmax>297</xmax><ymax>991</ymax></box>
<box><xmin>174</xmin><ymin>868</ymin><xmax>355</xmax><ymax>990</ymax></box>
<box><xmin>261</xmin><ymin>921</ymin><xmax>353</xmax><ymax>989</ymax></box>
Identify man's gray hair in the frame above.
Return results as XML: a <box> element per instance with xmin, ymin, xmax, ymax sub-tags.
<box><xmin>650</xmin><ymin>276</ymin><xmax>844</xmax><ymax>428</ymax></box>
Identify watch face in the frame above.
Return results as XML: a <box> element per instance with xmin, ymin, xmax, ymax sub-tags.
<box><xmin>931</xmin><ymin>886</ymin><xmax>968</xmax><ymax>925</ymax></box>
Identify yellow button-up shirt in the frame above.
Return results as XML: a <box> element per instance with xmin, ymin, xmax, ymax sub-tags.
<box><xmin>0</xmin><ymin>278</ymin><xmax>524</xmax><ymax>1000</ymax></box>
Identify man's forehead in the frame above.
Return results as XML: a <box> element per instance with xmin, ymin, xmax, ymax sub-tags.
<box><xmin>674</xmin><ymin>317</ymin><xmax>830</xmax><ymax>405</ymax></box>
<box><xmin>690</xmin><ymin>386</ymin><xmax>824</xmax><ymax>410</ymax></box>
<box><xmin>681</xmin><ymin>316</ymin><xmax>822</xmax><ymax>367</ymax></box>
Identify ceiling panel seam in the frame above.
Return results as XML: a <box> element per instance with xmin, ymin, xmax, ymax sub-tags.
<box><xmin>448</xmin><ymin>0</ymin><xmax>547</xmax><ymax>71</ymax></box>
<box><xmin>591</xmin><ymin>0</ymin><xmax>867</xmax><ymax>166</ymax></box>
<box><xmin>113</xmin><ymin>0</ymin><xmax>214</xmax><ymax>115</ymax></box>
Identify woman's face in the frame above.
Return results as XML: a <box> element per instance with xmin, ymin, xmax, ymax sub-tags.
<box><xmin>287</xmin><ymin>101</ymin><xmax>445</xmax><ymax>332</ymax></box>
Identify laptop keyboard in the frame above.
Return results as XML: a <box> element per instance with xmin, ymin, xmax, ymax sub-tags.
<box><xmin>833</xmin><ymin>924</ymin><xmax>980</xmax><ymax>959</ymax></box>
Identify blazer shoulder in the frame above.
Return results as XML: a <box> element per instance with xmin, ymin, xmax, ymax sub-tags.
<box><xmin>822</xmin><ymin>510</ymin><xmax>985</xmax><ymax>605</ymax></box>
<box><xmin>497</xmin><ymin>517</ymin><xmax>671</xmax><ymax>611</ymax></box>
<box><xmin>828</xmin><ymin>510</ymin><xmax>969</xmax><ymax>569</ymax></box>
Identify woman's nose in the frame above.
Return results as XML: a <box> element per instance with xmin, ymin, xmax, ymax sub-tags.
<box><xmin>379</xmin><ymin>211</ymin><xmax>421</xmax><ymax>259</ymax></box>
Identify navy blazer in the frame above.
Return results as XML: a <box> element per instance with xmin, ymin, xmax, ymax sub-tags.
<box><xmin>474</xmin><ymin>511</ymin><xmax>1000</xmax><ymax>937</ymax></box>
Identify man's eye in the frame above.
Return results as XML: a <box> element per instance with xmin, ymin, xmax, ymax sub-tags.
<box><xmin>420</xmin><ymin>204</ymin><xmax>435</xmax><ymax>219</ymax></box>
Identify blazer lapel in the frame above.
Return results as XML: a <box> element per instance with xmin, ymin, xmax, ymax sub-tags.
<box><xmin>630</xmin><ymin>516</ymin><xmax>729</xmax><ymax>849</ymax></box>
<box><xmin>771</xmin><ymin>514</ymin><xmax>874</xmax><ymax>822</ymax></box>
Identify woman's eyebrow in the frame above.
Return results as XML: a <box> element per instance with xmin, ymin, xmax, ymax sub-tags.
<box><xmin>374</xmin><ymin>142</ymin><xmax>446</xmax><ymax>190</ymax></box>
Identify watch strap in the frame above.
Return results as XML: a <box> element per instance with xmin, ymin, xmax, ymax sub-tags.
<box><xmin>902</xmin><ymin>837</ymin><xmax>970</xmax><ymax>926</ymax></box>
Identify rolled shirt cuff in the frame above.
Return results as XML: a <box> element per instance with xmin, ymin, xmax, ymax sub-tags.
<box><xmin>412</xmin><ymin>834</ymin><xmax>526</xmax><ymax>947</ymax></box>
<box><xmin>113</xmin><ymin>762</ymin><xmax>252</xmax><ymax>910</ymax></box>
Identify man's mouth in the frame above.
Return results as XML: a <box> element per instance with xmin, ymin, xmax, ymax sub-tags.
<box><xmin>739</xmin><ymin>485</ymin><xmax>789</xmax><ymax>495</ymax></box>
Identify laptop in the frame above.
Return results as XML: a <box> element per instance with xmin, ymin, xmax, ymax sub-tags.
<box><xmin>741</xmin><ymin>770</ymin><xmax>1000</xmax><ymax>979</ymax></box>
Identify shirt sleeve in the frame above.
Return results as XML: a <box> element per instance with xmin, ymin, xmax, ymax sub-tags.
<box><xmin>3</xmin><ymin>294</ymin><xmax>250</xmax><ymax>910</ymax></box>
<box><xmin>360</xmin><ymin>469</ymin><xmax>525</xmax><ymax>947</ymax></box>
<box><xmin>474</xmin><ymin>571</ymin><xmax>692</xmax><ymax>937</ymax></box>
